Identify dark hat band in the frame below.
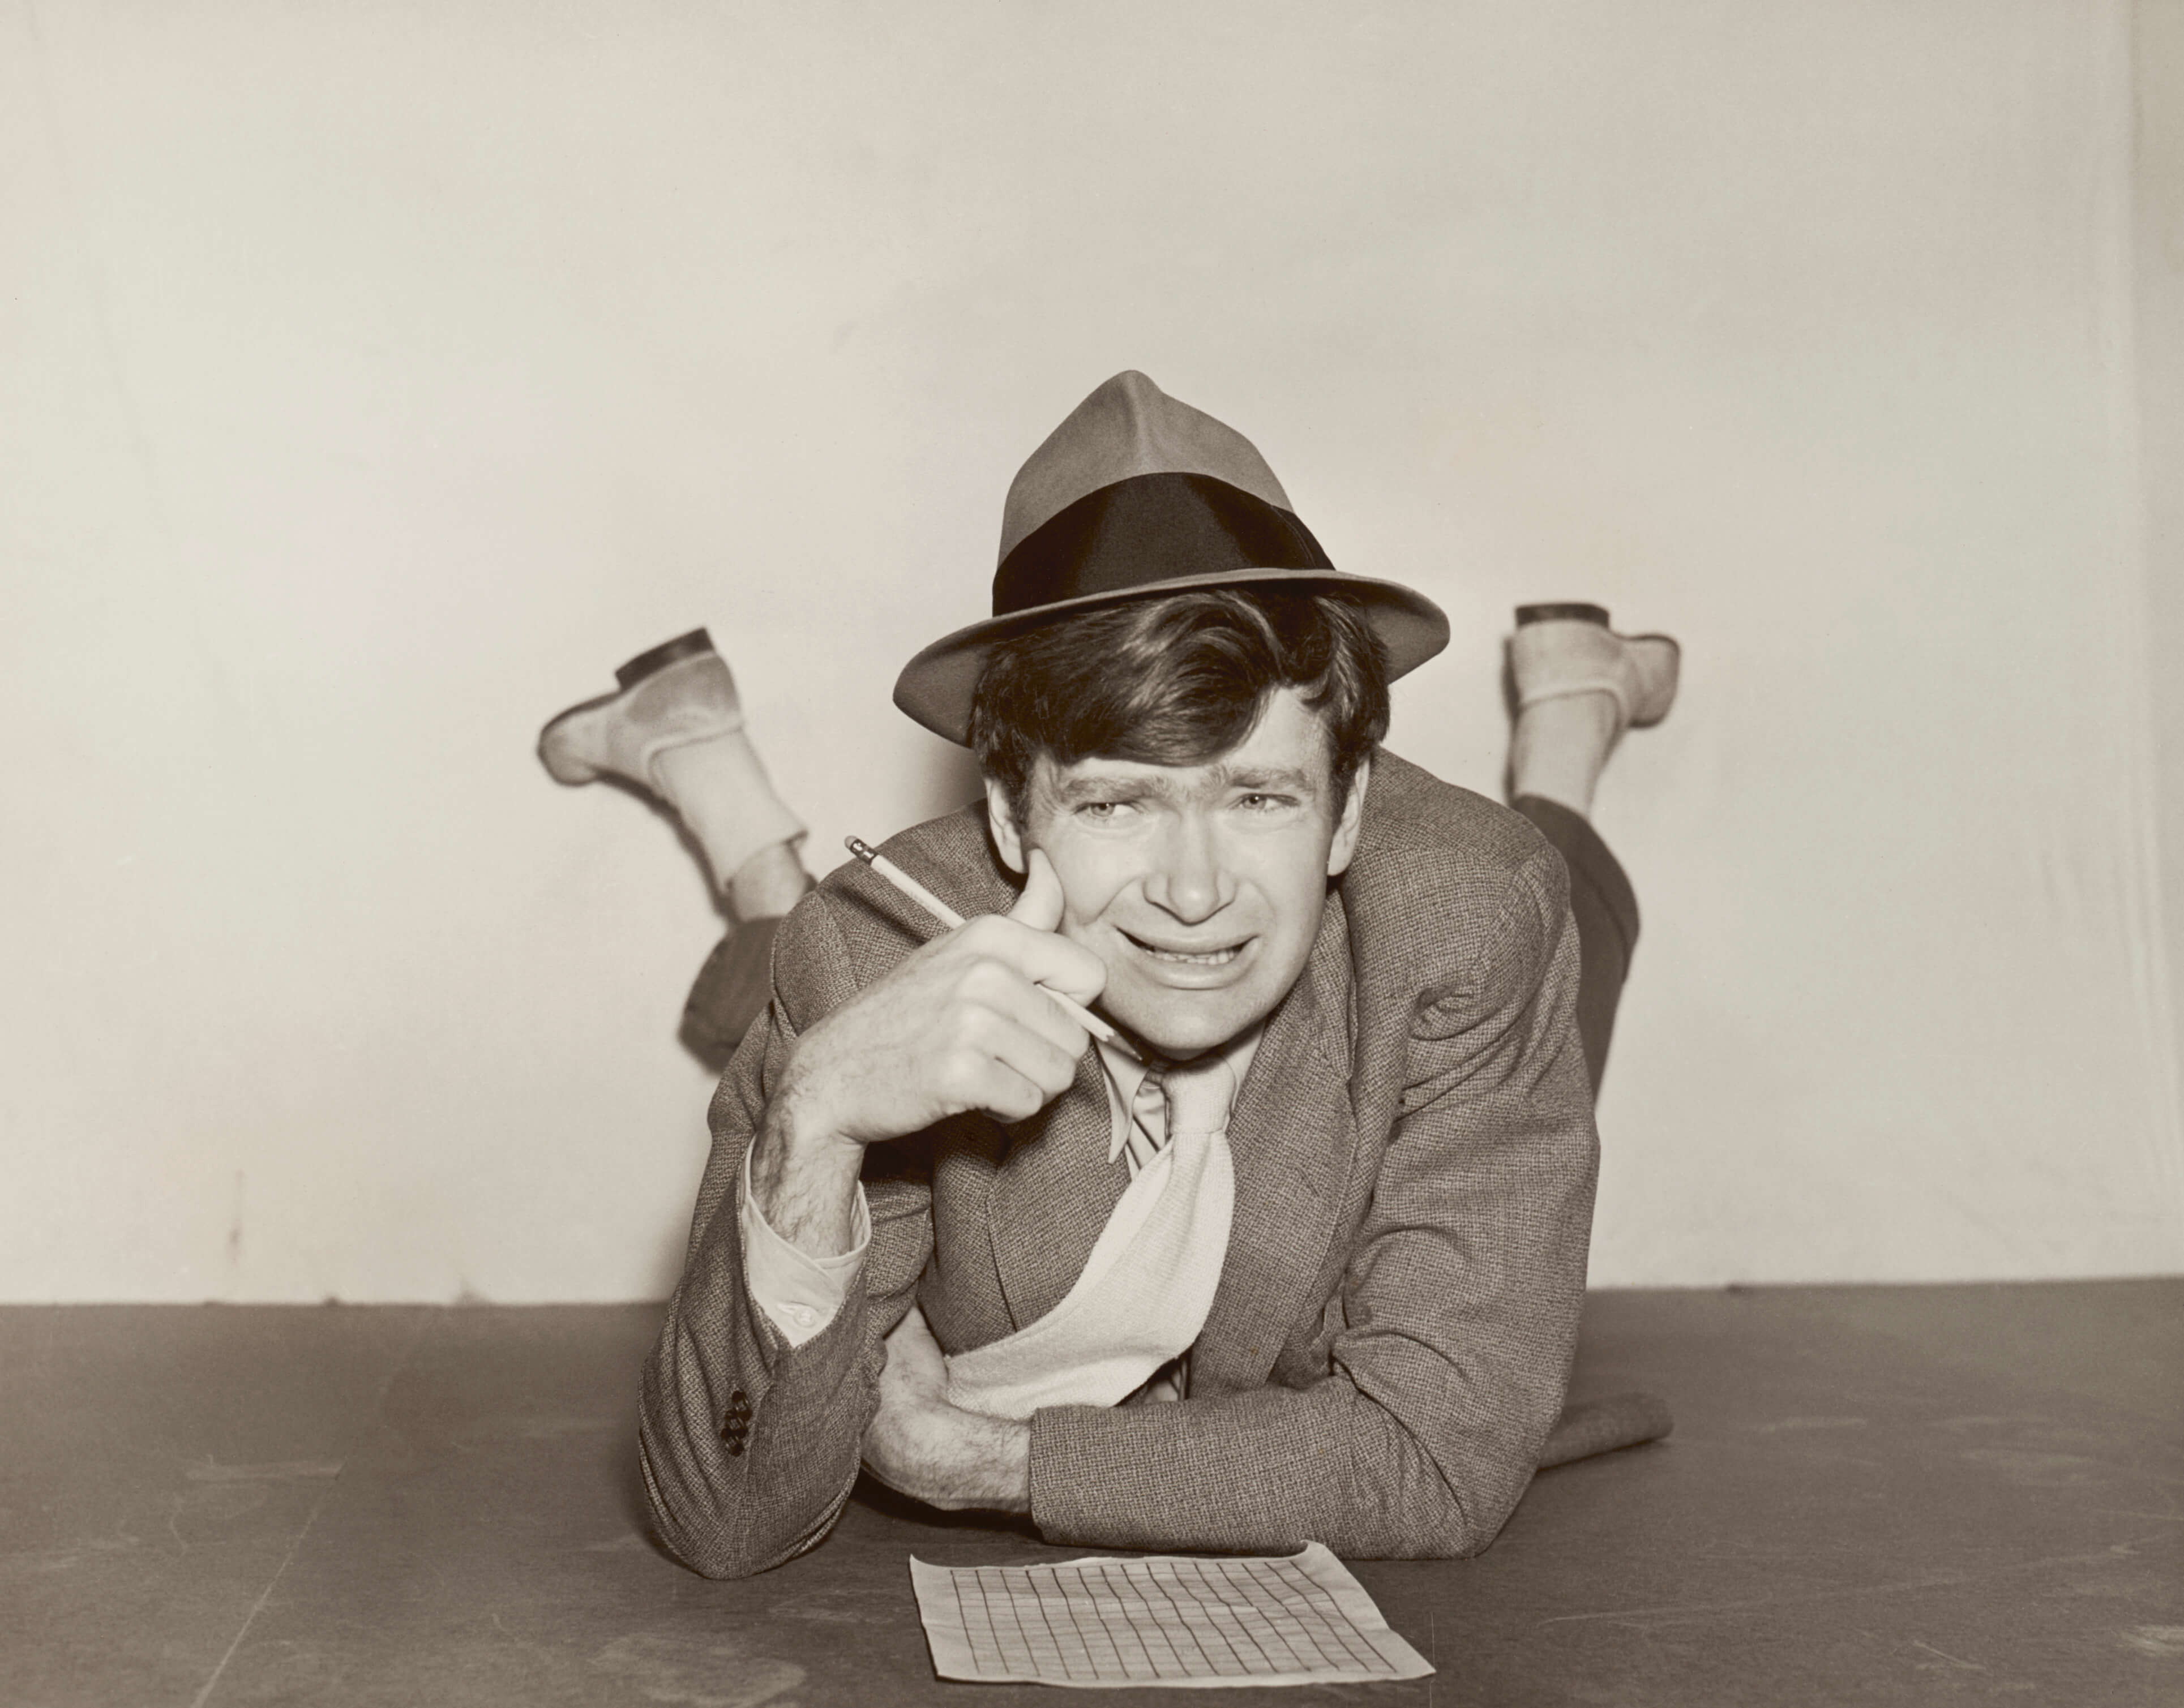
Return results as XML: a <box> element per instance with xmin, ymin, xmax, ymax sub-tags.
<box><xmin>991</xmin><ymin>471</ymin><xmax>1334</xmax><ymax>619</ymax></box>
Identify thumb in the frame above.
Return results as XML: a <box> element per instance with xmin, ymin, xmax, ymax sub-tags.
<box><xmin>1006</xmin><ymin>845</ymin><xmax>1067</xmax><ymax>933</ymax></box>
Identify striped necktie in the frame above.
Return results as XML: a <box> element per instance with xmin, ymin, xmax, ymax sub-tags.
<box><xmin>1123</xmin><ymin>1056</ymin><xmax>1236</xmax><ymax>1177</ymax></box>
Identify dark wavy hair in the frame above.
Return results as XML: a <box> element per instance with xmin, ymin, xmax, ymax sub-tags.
<box><xmin>968</xmin><ymin>589</ymin><xmax>1390</xmax><ymax>825</ymax></box>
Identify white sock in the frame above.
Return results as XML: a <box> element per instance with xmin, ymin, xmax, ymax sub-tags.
<box><xmin>650</xmin><ymin>732</ymin><xmax>807</xmax><ymax>896</ymax></box>
<box><xmin>1509</xmin><ymin>692</ymin><xmax>1622</xmax><ymax>819</ymax></box>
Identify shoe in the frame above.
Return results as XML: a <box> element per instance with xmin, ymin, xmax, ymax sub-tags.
<box><xmin>537</xmin><ymin>628</ymin><xmax>745</xmax><ymax>789</ymax></box>
<box><xmin>1510</xmin><ymin>605</ymin><xmax>1679</xmax><ymax>729</ymax></box>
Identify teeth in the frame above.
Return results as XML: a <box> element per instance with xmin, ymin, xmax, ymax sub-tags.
<box><xmin>1142</xmin><ymin>944</ymin><xmax>1239</xmax><ymax>965</ymax></box>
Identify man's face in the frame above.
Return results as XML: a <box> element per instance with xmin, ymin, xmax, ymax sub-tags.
<box><xmin>986</xmin><ymin>688</ymin><xmax>1368</xmax><ymax>1061</ymax></box>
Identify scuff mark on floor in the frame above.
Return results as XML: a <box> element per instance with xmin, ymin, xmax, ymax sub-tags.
<box><xmin>187</xmin><ymin>1460</ymin><xmax>344</xmax><ymax>1483</ymax></box>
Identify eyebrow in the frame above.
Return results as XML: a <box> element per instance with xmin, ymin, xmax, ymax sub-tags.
<box><xmin>1045</xmin><ymin>762</ymin><xmax>1322</xmax><ymax>804</ymax></box>
<box><xmin>1049</xmin><ymin>774</ymin><xmax>1162</xmax><ymax>804</ymax></box>
<box><xmin>1214</xmin><ymin>764</ymin><xmax>1320</xmax><ymax>795</ymax></box>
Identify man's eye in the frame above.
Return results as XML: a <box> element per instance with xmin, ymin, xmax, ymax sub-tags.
<box><xmin>1076</xmin><ymin>800</ymin><xmax>1122</xmax><ymax>821</ymax></box>
<box><xmin>1237</xmin><ymin>793</ymin><xmax>1294</xmax><ymax>812</ymax></box>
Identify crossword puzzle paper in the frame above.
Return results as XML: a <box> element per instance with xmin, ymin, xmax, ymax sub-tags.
<box><xmin>909</xmin><ymin>1542</ymin><xmax>1433</xmax><ymax>1688</ymax></box>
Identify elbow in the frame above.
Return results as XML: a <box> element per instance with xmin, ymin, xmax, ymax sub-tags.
<box><xmin>653</xmin><ymin>1520</ymin><xmax>773</xmax><ymax>1582</ymax></box>
<box><xmin>643</xmin><ymin>1477</ymin><xmax>806</xmax><ymax>1582</ymax></box>
<box><xmin>1330</xmin><ymin>1415</ymin><xmax>1519</xmax><ymax>1561</ymax></box>
<box><xmin>637</xmin><ymin>1428</ymin><xmax>842</xmax><ymax>1581</ymax></box>
<box><xmin>1339</xmin><ymin>1493</ymin><xmax>1489</xmax><ymax>1562</ymax></box>
<box><xmin>636</xmin><ymin>1430</ymin><xmax>778</xmax><ymax>1581</ymax></box>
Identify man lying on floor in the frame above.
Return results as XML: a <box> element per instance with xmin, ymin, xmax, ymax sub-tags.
<box><xmin>545</xmin><ymin>373</ymin><xmax>1677</xmax><ymax>1577</ymax></box>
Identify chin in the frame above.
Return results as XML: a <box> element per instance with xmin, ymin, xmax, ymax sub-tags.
<box><xmin>1108</xmin><ymin>981</ymin><xmax>1275</xmax><ymax>1061</ymax></box>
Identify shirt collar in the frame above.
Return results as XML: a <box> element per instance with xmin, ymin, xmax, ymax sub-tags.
<box><xmin>1096</xmin><ymin>1023</ymin><xmax>1265</xmax><ymax>1166</ymax></box>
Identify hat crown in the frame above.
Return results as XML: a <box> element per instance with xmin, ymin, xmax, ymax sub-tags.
<box><xmin>889</xmin><ymin>371</ymin><xmax>1450</xmax><ymax>746</ymax></box>
<box><xmin>998</xmin><ymin>371</ymin><xmax>1295</xmax><ymax>565</ymax></box>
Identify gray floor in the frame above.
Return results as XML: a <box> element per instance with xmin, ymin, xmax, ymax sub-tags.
<box><xmin>3</xmin><ymin>1282</ymin><xmax>2179</xmax><ymax>1706</ymax></box>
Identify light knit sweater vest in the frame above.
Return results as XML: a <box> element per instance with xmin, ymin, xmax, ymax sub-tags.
<box><xmin>942</xmin><ymin>1057</ymin><xmax>1236</xmax><ymax>1419</ymax></box>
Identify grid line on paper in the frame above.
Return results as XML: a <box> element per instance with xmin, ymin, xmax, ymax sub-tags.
<box><xmin>1133</xmin><ymin>1558</ymin><xmax>1205</xmax><ymax>1676</ymax></box>
<box><xmin>1146</xmin><ymin>1557</ymin><xmax>1226</xmax><ymax>1675</ymax></box>
<box><xmin>1176</xmin><ymin>1558</ymin><xmax>1271</xmax><ymax>1673</ymax></box>
<box><xmin>1237</xmin><ymin>1556</ymin><xmax>1346</xmax><ymax>1671</ymax></box>
<box><xmin>1213</xmin><ymin>1557</ymin><xmax>1309</xmax><ymax>1672</ymax></box>
<box><xmin>1023</xmin><ymin>1566</ymin><xmax>1077</xmax><ymax>1680</ymax></box>
<box><xmin>1089</xmin><ymin>1561</ymin><xmax>1159</xmax><ymax>1680</ymax></box>
<box><xmin>1275</xmin><ymin>1564</ymin><xmax>1380</xmax><ymax>1668</ymax></box>
<box><xmin>1264</xmin><ymin>1555</ymin><xmax>1396</xmax><ymax>1672</ymax></box>
<box><xmin>913</xmin><ymin>1546</ymin><xmax>1431</xmax><ymax>1685</ymax></box>
<box><xmin>977</xmin><ymin>1567</ymin><xmax>1037</xmax><ymax>1676</ymax></box>
<box><xmin>1055</xmin><ymin>1566</ymin><xmax>1103</xmax><ymax>1679</ymax></box>
<box><xmin>951</xmin><ymin>1573</ymin><xmax>993</xmax><ymax>1676</ymax></box>
<box><xmin>1290</xmin><ymin>1555</ymin><xmax>1390</xmax><ymax>1670</ymax></box>
<box><xmin>1037</xmin><ymin>1564</ymin><xmax>1098</xmax><ymax>1681</ymax></box>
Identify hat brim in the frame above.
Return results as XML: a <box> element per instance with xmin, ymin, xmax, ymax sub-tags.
<box><xmin>892</xmin><ymin>567</ymin><xmax>1451</xmax><ymax>746</ymax></box>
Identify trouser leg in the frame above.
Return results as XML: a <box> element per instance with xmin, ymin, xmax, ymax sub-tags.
<box><xmin>1517</xmin><ymin>795</ymin><xmax>1675</xmax><ymax>1464</ymax></box>
<box><xmin>1514</xmin><ymin>795</ymin><xmax>1640</xmax><ymax>1093</ymax></box>
<box><xmin>680</xmin><ymin>917</ymin><xmax>787</xmax><ymax>1072</ymax></box>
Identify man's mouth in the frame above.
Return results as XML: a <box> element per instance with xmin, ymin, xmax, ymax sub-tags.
<box><xmin>1120</xmin><ymin>930</ymin><xmax>1247</xmax><ymax>967</ymax></box>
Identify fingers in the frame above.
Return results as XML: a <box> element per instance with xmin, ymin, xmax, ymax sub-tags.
<box><xmin>954</xmin><ymin>914</ymin><xmax>1107</xmax><ymax>1010</ymax></box>
<box><xmin>1006</xmin><ymin>846</ymin><xmax>1065</xmax><ymax>932</ymax></box>
<box><xmin>933</xmin><ymin>1006</ymin><xmax>1081</xmax><ymax>1119</ymax></box>
<box><xmin>950</xmin><ymin>956</ymin><xmax>1085</xmax><ymax>1061</ymax></box>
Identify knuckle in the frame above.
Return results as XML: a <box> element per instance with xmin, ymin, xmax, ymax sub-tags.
<box><xmin>937</xmin><ymin>1045</ymin><xmax>985</xmax><ymax>1092</ymax></box>
<box><xmin>1036</xmin><ymin>1060</ymin><xmax>1076</xmax><ymax>1097</ymax></box>
<box><xmin>960</xmin><ymin>916</ymin><xmax>1008</xmax><ymax>952</ymax></box>
<box><xmin>943</xmin><ymin>1001</ymin><xmax>992</xmax><ymax>1045</ymax></box>
<box><xmin>961</xmin><ymin>958</ymin><xmax>1011</xmax><ymax>999</ymax></box>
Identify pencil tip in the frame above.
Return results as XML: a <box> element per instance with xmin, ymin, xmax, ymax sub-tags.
<box><xmin>846</xmin><ymin>836</ymin><xmax>877</xmax><ymax>864</ymax></box>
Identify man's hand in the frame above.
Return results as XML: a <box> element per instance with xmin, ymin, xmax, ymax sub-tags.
<box><xmin>862</xmin><ymin>1304</ymin><xmax>1030</xmax><ymax>1513</ymax></box>
<box><xmin>751</xmin><ymin>848</ymin><xmax>1103</xmax><ymax>1257</ymax></box>
<box><xmin>786</xmin><ymin>847</ymin><xmax>1103</xmax><ymax>1145</ymax></box>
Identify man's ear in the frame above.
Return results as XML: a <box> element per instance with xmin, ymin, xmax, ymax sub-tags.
<box><xmin>1326</xmin><ymin>754</ymin><xmax>1371</xmax><ymax>878</ymax></box>
<box><xmin>984</xmin><ymin>776</ymin><xmax>1027</xmax><ymax>876</ymax></box>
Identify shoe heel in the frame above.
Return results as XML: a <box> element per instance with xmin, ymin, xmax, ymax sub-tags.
<box><xmin>615</xmin><ymin>628</ymin><xmax>716</xmax><ymax>691</ymax></box>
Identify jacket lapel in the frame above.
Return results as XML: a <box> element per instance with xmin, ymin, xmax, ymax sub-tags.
<box><xmin>1191</xmin><ymin>889</ymin><xmax>1358</xmax><ymax>1394</ymax></box>
<box><xmin>982</xmin><ymin>1054</ymin><xmax>1125</xmax><ymax>1331</ymax></box>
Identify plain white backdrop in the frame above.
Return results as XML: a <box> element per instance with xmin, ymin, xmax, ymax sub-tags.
<box><xmin>5</xmin><ymin>0</ymin><xmax>2180</xmax><ymax>1301</ymax></box>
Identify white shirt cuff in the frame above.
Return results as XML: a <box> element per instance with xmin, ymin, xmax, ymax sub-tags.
<box><xmin>739</xmin><ymin>1144</ymin><xmax>870</xmax><ymax>1348</ymax></box>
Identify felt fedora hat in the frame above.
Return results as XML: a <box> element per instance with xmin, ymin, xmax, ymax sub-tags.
<box><xmin>892</xmin><ymin>371</ymin><xmax>1449</xmax><ymax>744</ymax></box>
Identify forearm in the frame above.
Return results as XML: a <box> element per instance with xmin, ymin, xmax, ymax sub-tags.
<box><xmin>747</xmin><ymin>1082</ymin><xmax>867</xmax><ymax>1258</ymax></box>
<box><xmin>859</xmin><ymin>1301</ymin><xmax>1031</xmax><ymax>1513</ymax></box>
<box><xmin>873</xmin><ymin>1404</ymin><xmax>1032</xmax><ymax>1513</ymax></box>
<box><xmin>1026</xmin><ymin>1376</ymin><xmax>1530</xmax><ymax>1559</ymax></box>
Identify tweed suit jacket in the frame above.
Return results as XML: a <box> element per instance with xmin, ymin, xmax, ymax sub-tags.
<box><xmin>638</xmin><ymin>752</ymin><xmax>1599</xmax><ymax>1580</ymax></box>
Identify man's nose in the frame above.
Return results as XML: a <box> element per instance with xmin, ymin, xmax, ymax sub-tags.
<box><xmin>1144</xmin><ymin>812</ymin><xmax>1229</xmax><ymax>924</ymax></box>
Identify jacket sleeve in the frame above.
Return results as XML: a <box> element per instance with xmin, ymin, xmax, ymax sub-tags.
<box><xmin>1024</xmin><ymin>842</ymin><xmax>1599</xmax><ymax>1557</ymax></box>
<box><xmin>637</xmin><ymin>890</ymin><xmax>934</xmax><ymax>1578</ymax></box>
